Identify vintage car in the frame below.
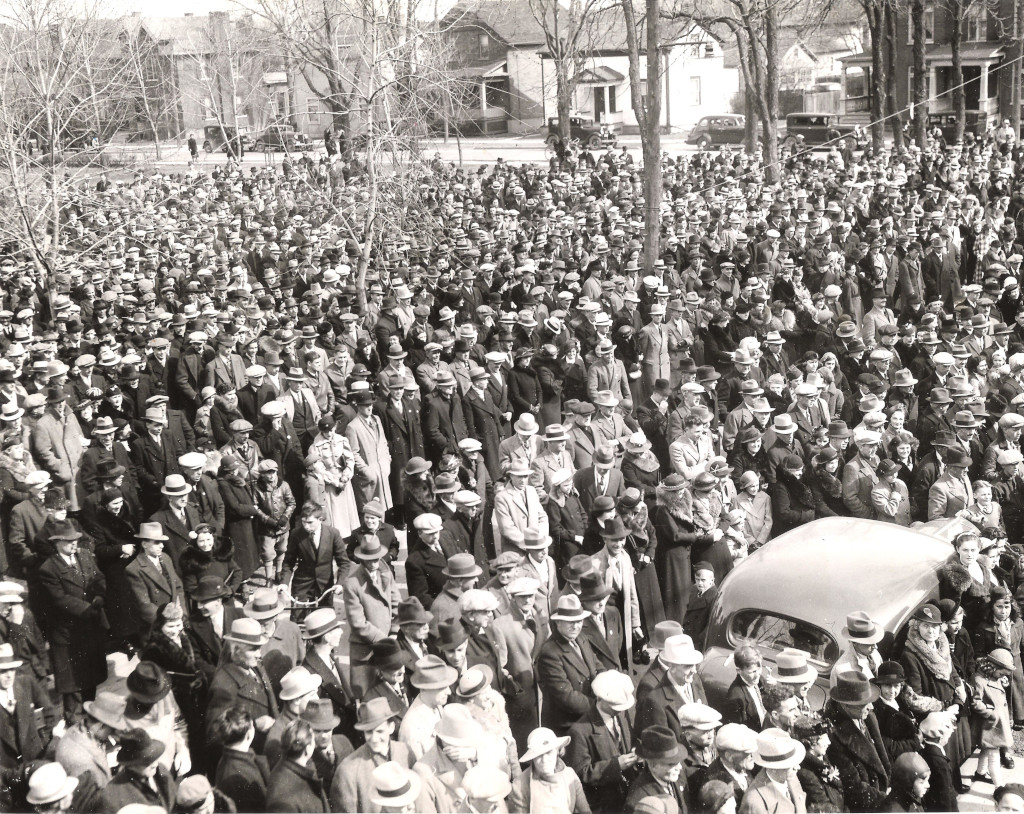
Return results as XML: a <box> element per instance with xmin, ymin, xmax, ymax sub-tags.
<box><xmin>250</xmin><ymin>124</ymin><xmax>312</xmax><ymax>152</ymax></box>
<box><xmin>697</xmin><ymin>516</ymin><xmax>973</xmax><ymax>711</ymax></box>
<box><xmin>780</xmin><ymin>112</ymin><xmax>859</xmax><ymax>148</ymax></box>
<box><xmin>685</xmin><ymin>114</ymin><xmax>747</xmax><ymax>149</ymax></box>
<box><xmin>544</xmin><ymin>116</ymin><xmax>617</xmax><ymax>149</ymax></box>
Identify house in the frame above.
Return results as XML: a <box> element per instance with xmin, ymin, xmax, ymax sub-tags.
<box><xmin>440</xmin><ymin>0</ymin><xmax>738</xmax><ymax>135</ymax></box>
<box><xmin>838</xmin><ymin>0</ymin><xmax>1021</xmax><ymax>133</ymax></box>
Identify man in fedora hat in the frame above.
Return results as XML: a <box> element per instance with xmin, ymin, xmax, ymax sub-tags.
<box><xmin>532</xmin><ymin>423</ymin><xmax>577</xmax><ymax>493</ymax></box>
<box><xmin>398</xmin><ymin>655</ymin><xmax>459</xmax><ymax>761</ymax></box>
<box><xmin>37</xmin><ymin>521</ymin><xmax>107</xmax><ymax>718</ymax></box>
<box><xmin>30</xmin><ymin>386</ymin><xmax>85</xmax><ymax>512</ymax></box>
<box><xmin>463</xmin><ymin>365</ymin><xmax>508</xmax><ymax>479</ymax></box>
<box><xmin>362</xmin><ymin>638</ymin><xmax>416</xmax><ymax>723</ymax></box>
<box><xmin>54</xmin><ymin>691</ymin><xmax>127</xmax><ymax>788</ymax></box>
<box><xmin>493</xmin><ymin>464</ymin><xmax>549</xmax><ymax>553</ymax></box>
<box><xmin>624</xmin><ymin>725</ymin><xmax>688</xmax><ymax>814</ymax></box>
<box><xmin>826</xmin><ymin>671</ymin><xmax>891</xmax><ymax>812</ymax></box>
<box><xmin>131</xmin><ymin>407</ymin><xmax>186</xmax><ymax>516</ymax></box>
<box><xmin>573</xmin><ymin>445</ymin><xmax>624</xmax><ymax>516</ymax></box>
<box><xmin>263</xmin><ymin>665</ymin><xmax>323</xmax><ymax>767</ymax></box>
<box><xmin>536</xmin><ymin>594</ymin><xmax>600</xmax><ymax>735</ymax></box>
<box><xmin>203</xmin><ymin>332</ymin><xmax>247</xmax><ymax>392</ymax></box>
<box><xmin>429</xmin><ymin>552</ymin><xmax>482</xmax><ymax>637</ymax></box>
<box><xmin>830</xmin><ymin>611</ymin><xmax>885</xmax><ymax>685</ymax></box>
<box><xmin>592</xmin><ymin>390</ymin><xmax>632</xmax><ymax>455</ymax></box>
<box><xmin>498</xmin><ymin>411</ymin><xmax>544</xmax><ymax>476</ymax></box>
<box><xmin>909</xmin><ymin>429</ymin><xmax>955</xmax><ymax>521</ymax></box>
<box><xmin>7</xmin><ymin>470</ymin><xmax>51</xmax><ymax>577</ymax></box>
<box><xmin>77</xmin><ymin>414</ymin><xmax>135</xmax><ymax>501</ymax></box>
<box><xmin>98</xmin><ymin>728</ymin><xmax>175</xmax><ymax>812</ymax></box>
<box><xmin>440</xmin><ymin>490</ymin><xmax>488</xmax><ymax>575</ymax></box>
<box><xmin>206</xmin><ymin>618</ymin><xmax>279</xmax><ymax>744</ymax></box>
<box><xmin>278</xmin><ymin>367</ymin><xmax>322</xmax><ymax>452</ymax></box>
<box><xmin>330</xmin><ymin>697</ymin><xmax>413</xmax><ymax>813</ymax></box>
<box><xmin>123</xmin><ymin>522</ymin><xmax>184</xmax><ymax>627</ymax></box>
<box><xmin>635</xmin><ymin>633</ymin><xmax>707</xmax><ymax>743</ymax></box>
<box><xmin>587</xmin><ymin>341</ymin><xmax>630</xmax><ymax>404</ymax></box>
<box><xmin>423</xmin><ymin>369</ymin><xmax>472</xmax><ymax>460</ymax></box>
<box><xmin>0</xmin><ymin>642</ymin><xmax>55</xmax><ymax>771</ymax></box>
<box><xmin>346</xmin><ymin>389</ymin><xmax>393</xmax><ymax>512</ymax></box>
<box><xmin>187</xmin><ymin>576</ymin><xmax>241</xmax><ymax>667</ymax></box>
<box><xmin>842</xmin><ymin>427</ymin><xmax>881</xmax><ymax>519</ymax></box>
<box><xmin>927</xmin><ymin>444</ymin><xmax>974</xmax><ymax>520</ymax></box>
<box><xmin>148</xmin><ymin>474</ymin><xmax>201</xmax><ymax>571</ymax></box>
<box><xmin>742</xmin><ymin>727</ymin><xmax>808</xmax><ymax>814</ymax></box>
<box><xmin>343</xmin><ymin>536</ymin><xmax>401</xmax><ymax>698</ymax></box>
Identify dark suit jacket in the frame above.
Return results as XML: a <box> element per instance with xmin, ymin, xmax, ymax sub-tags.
<box><xmin>566</xmin><ymin>705</ymin><xmax>636</xmax><ymax>813</ymax></box>
<box><xmin>827</xmin><ymin>711</ymin><xmax>891</xmax><ymax>813</ymax></box>
<box><xmin>0</xmin><ymin>674</ymin><xmax>49</xmax><ymax>768</ymax></box>
<box><xmin>635</xmin><ymin>673</ymin><xmax>709</xmax><ymax>742</ymax></box>
<box><xmin>683</xmin><ymin>585</ymin><xmax>719</xmax><ymax>648</ymax></box>
<box><xmin>303</xmin><ymin>648</ymin><xmax>357</xmax><ymax>738</ymax></box>
<box><xmin>573</xmin><ymin>466</ymin><xmax>625</xmax><ymax>515</ymax></box>
<box><xmin>237</xmin><ymin>382</ymin><xmax>275</xmax><ymax>424</ymax></box>
<box><xmin>722</xmin><ymin>675</ymin><xmax>766</xmax><ymax>732</ymax></box>
<box><xmin>580</xmin><ymin>607</ymin><xmax>624</xmax><ymax>671</ymax></box>
<box><xmin>691</xmin><ymin>757</ymin><xmax>751</xmax><ymax>811</ymax></box>
<box><xmin>124</xmin><ymin>552</ymin><xmax>184</xmax><ymax>627</ymax></box>
<box><xmin>624</xmin><ymin>767</ymin><xmax>689</xmax><ymax>814</ymax></box>
<box><xmin>188</xmin><ymin>603</ymin><xmax>243</xmax><ymax>669</ymax></box>
<box><xmin>36</xmin><ymin>550</ymin><xmax>106</xmax><ymax>646</ymax></box>
<box><xmin>148</xmin><ymin>505</ymin><xmax>202</xmax><ymax>572</ymax></box>
<box><xmin>266</xmin><ymin>759</ymin><xmax>329</xmax><ymax>813</ymax></box>
<box><xmin>405</xmin><ymin>544</ymin><xmax>447</xmax><ymax>610</ymax></box>
<box><xmin>215</xmin><ymin>748</ymin><xmax>271</xmax><ymax>813</ymax></box>
<box><xmin>206</xmin><ymin>662</ymin><xmax>279</xmax><ymax>738</ymax></box>
<box><xmin>187</xmin><ymin>473</ymin><xmax>226</xmax><ymax>535</ymax></box>
<box><xmin>635</xmin><ymin>659</ymin><xmax>667</xmax><ymax>707</ymax></box>
<box><xmin>920</xmin><ymin>742</ymin><xmax>957</xmax><ymax>813</ymax></box>
<box><xmin>131</xmin><ymin>431</ymin><xmax>186</xmax><ymax>495</ymax></box>
<box><xmin>281</xmin><ymin>524</ymin><xmax>349</xmax><ymax>600</ymax></box>
<box><xmin>423</xmin><ymin>392</ymin><xmax>473</xmax><ymax>460</ymax></box>
<box><xmin>536</xmin><ymin>631</ymin><xmax>600</xmax><ymax>735</ymax></box>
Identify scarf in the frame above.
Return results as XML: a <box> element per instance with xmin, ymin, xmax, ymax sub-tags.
<box><xmin>813</xmin><ymin>466</ymin><xmax>842</xmax><ymax>498</ymax></box>
<box><xmin>905</xmin><ymin>626</ymin><xmax>953</xmax><ymax>682</ymax></box>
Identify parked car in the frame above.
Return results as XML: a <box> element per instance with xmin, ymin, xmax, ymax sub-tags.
<box><xmin>926</xmin><ymin>111</ymin><xmax>990</xmax><ymax>143</ymax></box>
<box><xmin>685</xmin><ymin>114</ymin><xmax>747</xmax><ymax>148</ymax></box>
<box><xmin>202</xmin><ymin>124</ymin><xmax>250</xmax><ymax>156</ymax></box>
<box><xmin>544</xmin><ymin>116</ymin><xmax>616</xmax><ymax>149</ymax></box>
<box><xmin>250</xmin><ymin>124</ymin><xmax>311</xmax><ymax>152</ymax></box>
<box><xmin>780</xmin><ymin>112</ymin><xmax>858</xmax><ymax>147</ymax></box>
<box><xmin>697</xmin><ymin>516</ymin><xmax>974</xmax><ymax>712</ymax></box>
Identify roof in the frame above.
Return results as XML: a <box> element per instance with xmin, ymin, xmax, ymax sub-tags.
<box><xmin>441</xmin><ymin>0</ymin><xmax>548</xmax><ymax>47</ymax></box>
<box><xmin>841</xmin><ymin>42</ymin><xmax>1004</xmax><ymax>65</ymax></box>
<box><xmin>716</xmin><ymin>517</ymin><xmax>954</xmax><ymax>641</ymax></box>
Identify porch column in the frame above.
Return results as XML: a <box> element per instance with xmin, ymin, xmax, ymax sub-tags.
<box><xmin>979</xmin><ymin>63</ymin><xmax>988</xmax><ymax>103</ymax></box>
<box><xmin>480</xmin><ymin>80</ymin><xmax>487</xmax><ymax>115</ymax></box>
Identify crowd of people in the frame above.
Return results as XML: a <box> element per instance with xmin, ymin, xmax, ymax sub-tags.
<box><xmin>0</xmin><ymin>121</ymin><xmax>1024</xmax><ymax>814</ymax></box>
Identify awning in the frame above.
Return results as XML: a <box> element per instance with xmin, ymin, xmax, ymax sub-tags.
<box><xmin>840</xmin><ymin>43</ymin><xmax>1003</xmax><ymax>67</ymax></box>
<box><xmin>451</xmin><ymin>59</ymin><xmax>508</xmax><ymax>80</ymax></box>
<box><xmin>574</xmin><ymin>65</ymin><xmax>625</xmax><ymax>84</ymax></box>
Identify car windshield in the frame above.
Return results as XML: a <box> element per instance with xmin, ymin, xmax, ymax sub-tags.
<box><xmin>728</xmin><ymin>609</ymin><xmax>841</xmax><ymax>665</ymax></box>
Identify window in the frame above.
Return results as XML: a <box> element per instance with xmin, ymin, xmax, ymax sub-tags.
<box><xmin>607</xmin><ymin>85</ymin><xmax>617</xmax><ymax>113</ymax></box>
<box><xmin>965</xmin><ymin>6</ymin><xmax>988</xmax><ymax>41</ymax></box>
<box><xmin>306</xmin><ymin>99</ymin><xmax>320</xmax><ymax>115</ymax></box>
<box><xmin>638</xmin><ymin>79</ymin><xmax>647</xmax><ymax>99</ymax></box>
<box><xmin>690</xmin><ymin>76</ymin><xmax>702</xmax><ymax>106</ymax></box>
<box><xmin>728</xmin><ymin>610</ymin><xmax>841</xmax><ymax>665</ymax></box>
<box><xmin>478</xmin><ymin>32</ymin><xmax>490</xmax><ymax>57</ymax></box>
<box><xmin>484</xmin><ymin>79</ymin><xmax>509</xmax><ymax>111</ymax></box>
<box><xmin>907</xmin><ymin>5</ymin><xmax>935</xmax><ymax>44</ymax></box>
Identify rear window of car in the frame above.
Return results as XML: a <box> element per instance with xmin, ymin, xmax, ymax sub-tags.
<box><xmin>728</xmin><ymin>610</ymin><xmax>841</xmax><ymax>666</ymax></box>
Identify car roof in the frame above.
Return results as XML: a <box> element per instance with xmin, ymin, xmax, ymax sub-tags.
<box><xmin>716</xmin><ymin>517</ymin><xmax>955</xmax><ymax>639</ymax></box>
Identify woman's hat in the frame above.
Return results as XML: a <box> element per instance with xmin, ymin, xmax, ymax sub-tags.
<box><xmin>354</xmin><ymin>697</ymin><xmax>397</xmax><ymax>731</ymax></box>
<box><xmin>636</xmin><ymin>725</ymin><xmax>680</xmax><ymax>761</ymax></box>
<box><xmin>753</xmin><ymin>727</ymin><xmax>806</xmax><ymax>769</ymax></box>
<box><xmin>25</xmin><ymin>763</ymin><xmax>79</xmax><ymax>806</ymax></box>
<box><xmin>126</xmin><ymin>661</ymin><xmax>171</xmax><ymax>705</ymax></box>
<box><xmin>989</xmin><ymin>648</ymin><xmax>1015</xmax><ymax>673</ymax></box>
<box><xmin>302</xmin><ymin>608</ymin><xmax>341</xmax><ymax>639</ymax></box>
<box><xmin>829</xmin><ymin>671</ymin><xmax>880</xmax><ymax>706</ymax></box>
<box><xmin>841</xmin><ymin>610</ymin><xmax>884</xmax><ymax>643</ymax></box>
<box><xmin>370</xmin><ymin>638</ymin><xmax>415</xmax><ymax>671</ymax></box>
<box><xmin>403</xmin><ymin>457</ymin><xmax>431</xmax><ymax>476</ymax></box>
<box><xmin>693</xmin><ymin>472</ymin><xmax>717</xmax><ymax>490</ymax></box>
<box><xmin>278</xmin><ymin>666</ymin><xmax>323</xmax><ymax>701</ymax></box>
<box><xmin>871</xmin><ymin>660</ymin><xmax>906</xmax><ymax>686</ymax></box>
<box><xmin>117</xmin><ymin>728</ymin><xmax>167</xmax><ymax>766</ymax></box>
<box><xmin>773</xmin><ymin>648</ymin><xmax>819</xmax><ymax>685</ymax></box>
<box><xmin>624</xmin><ymin>431</ymin><xmax>652</xmax><ymax>455</ymax></box>
<box><xmin>520</xmin><ymin>727</ymin><xmax>571</xmax><ymax>763</ymax></box>
<box><xmin>455</xmin><ymin>665</ymin><xmax>494</xmax><ymax>699</ymax></box>
<box><xmin>223</xmin><ymin>617</ymin><xmax>270</xmax><ymax>647</ymax></box>
<box><xmin>370</xmin><ymin>762</ymin><xmax>422</xmax><ymax>809</ymax></box>
<box><xmin>813</xmin><ymin>446</ymin><xmax>839</xmax><ymax>465</ymax></box>
<box><xmin>697</xmin><ymin>780</ymin><xmax>736</xmax><ymax>814</ymax></box>
<box><xmin>893</xmin><ymin>752</ymin><xmax>931</xmax><ymax>788</ymax></box>
<box><xmin>913</xmin><ymin>604</ymin><xmax>942</xmax><ymax>625</ymax></box>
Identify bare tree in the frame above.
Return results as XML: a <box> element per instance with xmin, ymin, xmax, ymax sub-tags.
<box><xmin>620</xmin><ymin>0</ymin><xmax>662</xmax><ymax>272</ymax></box>
<box><xmin>911</xmin><ymin>0</ymin><xmax>928</xmax><ymax>147</ymax></box>
<box><xmin>860</xmin><ymin>0</ymin><xmax>888</xmax><ymax>152</ymax></box>
<box><xmin>119</xmin><ymin>18</ymin><xmax>182</xmax><ymax>159</ymax></box>
<box><xmin>527</xmin><ymin>0</ymin><xmax>604</xmax><ymax>143</ymax></box>
<box><xmin>884</xmin><ymin>0</ymin><xmax>905</xmax><ymax>151</ymax></box>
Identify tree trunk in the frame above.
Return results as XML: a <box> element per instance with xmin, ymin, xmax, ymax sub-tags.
<box><xmin>1013</xmin><ymin>0</ymin><xmax>1022</xmax><ymax>137</ymax></box>
<box><xmin>867</xmin><ymin>3</ymin><xmax>886</xmax><ymax>153</ymax></box>
<box><xmin>556</xmin><ymin>61</ymin><xmax>573</xmax><ymax>143</ymax></box>
<box><xmin>950</xmin><ymin>0</ymin><xmax>965</xmax><ymax>142</ymax></box>
<box><xmin>642</xmin><ymin>0</ymin><xmax>662</xmax><ymax>275</ymax></box>
<box><xmin>762</xmin><ymin>6</ymin><xmax>781</xmax><ymax>184</ymax></box>
<box><xmin>885</xmin><ymin>0</ymin><xmax>905</xmax><ymax>151</ymax></box>
<box><xmin>912</xmin><ymin>0</ymin><xmax>928</xmax><ymax>148</ymax></box>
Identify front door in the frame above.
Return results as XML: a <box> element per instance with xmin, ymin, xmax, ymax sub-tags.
<box><xmin>594</xmin><ymin>87</ymin><xmax>606</xmax><ymax>123</ymax></box>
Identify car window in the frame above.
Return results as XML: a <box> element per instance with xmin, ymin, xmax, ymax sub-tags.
<box><xmin>728</xmin><ymin>609</ymin><xmax>841</xmax><ymax>665</ymax></box>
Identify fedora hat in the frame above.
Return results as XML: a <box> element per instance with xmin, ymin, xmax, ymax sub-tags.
<box><xmin>411</xmin><ymin>655</ymin><xmax>459</xmax><ymax>690</ymax></box>
<box><xmin>753</xmin><ymin>727</ymin><xmax>806</xmax><ymax>769</ymax></box>
<box><xmin>520</xmin><ymin>727</ymin><xmax>571</xmax><ymax>763</ymax></box>
<box><xmin>514</xmin><ymin>413</ymin><xmax>539</xmax><ymax>435</ymax></box>
<box><xmin>245</xmin><ymin>587</ymin><xmax>285</xmax><ymax>620</ymax></box>
<box><xmin>579</xmin><ymin>572</ymin><xmax>613</xmax><ymax>602</ymax></box>
<box><xmin>25</xmin><ymin>763</ymin><xmax>79</xmax><ymax>806</ymax></box>
<box><xmin>117</xmin><ymin>727</ymin><xmax>167</xmax><ymax>766</ymax></box>
<box><xmin>354</xmin><ymin>537</ymin><xmax>388</xmax><ymax>560</ymax></box>
<box><xmin>443</xmin><ymin>552</ymin><xmax>482</xmax><ymax>579</ymax></box>
<box><xmin>521</xmin><ymin>528</ymin><xmax>551</xmax><ymax>550</ymax></box>
<box><xmin>650</xmin><ymin>621</ymin><xmax>684</xmax><ymax>651</ymax></box>
<box><xmin>370</xmin><ymin>762</ymin><xmax>422</xmax><ymax>809</ymax></box>
<box><xmin>830</xmin><ymin>670</ymin><xmax>880</xmax><ymax>705</ymax></box>
<box><xmin>126</xmin><ymin>661</ymin><xmax>171</xmax><ymax>705</ymax></box>
<box><xmin>160</xmin><ymin>474</ymin><xmax>191</xmax><ymax>496</ymax></box>
<box><xmin>278</xmin><ymin>666</ymin><xmax>322</xmax><ymax>701</ymax></box>
<box><xmin>436</xmin><ymin>703</ymin><xmax>483</xmax><ymax>747</ymax></box>
<box><xmin>841</xmin><ymin>610</ymin><xmax>884</xmax><ymax>644</ymax></box>
<box><xmin>773</xmin><ymin>649</ymin><xmax>819</xmax><ymax>685</ymax></box>
<box><xmin>544</xmin><ymin>423</ymin><xmax>570</xmax><ymax>442</ymax></box>
<box><xmin>134</xmin><ymin>521</ymin><xmax>168</xmax><ymax>542</ymax></box>
<box><xmin>355</xmin><ymin>697</ymin><xmax>398</xmax><ymax>731</ymax></box>
<box><xmin>192</xmin><ymin>575</ymin><xmax>231</xmax><ymax>602</ymax></box>
<box><xmin>551</xmin><ymin>594</ymin><xmax>590</xmax><ymax>622</ymax></box>
<box><xmin>661</xmin><ymin>634</ymin><xmax>703</xmax><ymax>665</ymax></box>
<box><xmin>301</xmin><ymin>698</ymin><xmax>341</xmax><ymax>732</ymax></box>
<box><xmin>562</xmin><ymin>554</ymin><xmax>596</xmax><ymax>584</ymax></box>
<box><xmin>0</xmin><ymin>642</ymin><xmax>22</xmax><ymax>670</ymax></box>
<box><xmin>397</xmin><ymin>597</ymin><xmax>433</xmax><ymax>626</ymax></box>
<box><xmin>456</xmin><ymin>665</ymin><xmax>495</xmax><ymax>699</ymax></box>
<box><xmin>772</xmin><ymin>414</ymin><xmax>797</xmax><ymax>434</ymax></box>
<box><xmin>599</xmin><ymin>517</ymin><xmax>629</xmax><ymax>541</ymax></box>
<box><xmin>223</xmin><ymin>617</ymin><xmax>269</xmax><ymax>647</ymax></box>
<box><xmin>636</xmin><ymin>725</ymin><xmax>681</xmax><ymax>761</ymax></box>
<box><xmin>436</xmin><ymin>619</ymin><xmax>470</xmax><ymax>651</ymax></box>
<box><xmin>370</xmin><ymin>638</ymin><xmax>415</xmax><ymax>671</ymax></box>
<box><xmin>461</xmin><ymin>765</ymin><xmax>512</xmax><ymax>804</ymax></box>
<box><xmin>82</xmin><ymin>691</ymin><xmax>128</xmax><ymax>731</ymax></box>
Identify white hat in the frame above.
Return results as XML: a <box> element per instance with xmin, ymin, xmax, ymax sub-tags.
<box><xmin>661</xmin><ymin>634</ymin><xmax>703</xmax><ymax>665</ymax></box>
<box><xmin>591</xmin><ymin>670</ymin><xmax>635</xmax><ymax>711</ymax></box>
<box><xmin>458</xmin><ymin>588</ymin><xmax>499</xmax><ymax>613</ymax></box>
<box><xmin>716</xmin><ymin>723</ymin><xmax>759</xmax><ymax>753</ymax></box>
